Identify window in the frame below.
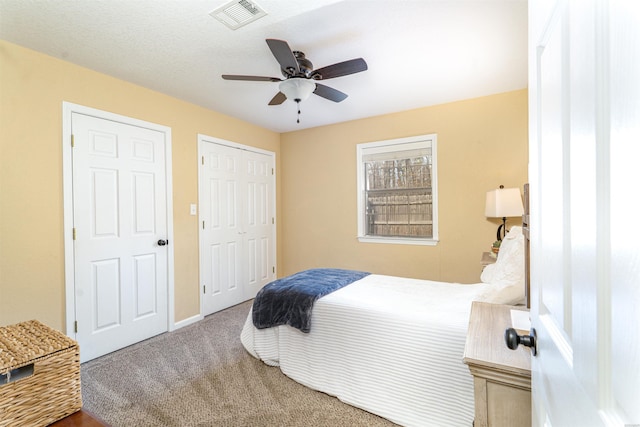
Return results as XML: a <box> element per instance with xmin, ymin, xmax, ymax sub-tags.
<box><xmin>357</xmin><ymin>134</ymin><xmax>438</xmax><ymax>245</ymax></box>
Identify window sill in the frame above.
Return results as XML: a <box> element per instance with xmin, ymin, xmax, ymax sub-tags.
<box><xmin>357</xmin><ymin>236</ymin><xmax>439</xmax><ymax>246</ymax></box>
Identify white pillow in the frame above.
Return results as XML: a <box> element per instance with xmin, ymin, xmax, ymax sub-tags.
<box><xmin>479</xmin><ymin>226</ymin><xmax>525</xmax><ymax>305</ymax></box>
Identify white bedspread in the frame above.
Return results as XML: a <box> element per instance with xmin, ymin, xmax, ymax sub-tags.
<box><xmin>241</xmin><ymin>274</ymin><xmax>495</xmax><ymax>427</ymax></box>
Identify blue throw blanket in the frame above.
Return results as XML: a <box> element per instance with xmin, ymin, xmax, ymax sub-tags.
<box><xmin>252</xmin><ymin>268</ymin><xmax>370</xmax><ymax>333</ymax></box>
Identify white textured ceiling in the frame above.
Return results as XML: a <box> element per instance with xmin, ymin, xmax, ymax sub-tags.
<box><xmin>0</xmin><ymin>0</ymin><xmax>528</xmax><ymax>133</ymax></box>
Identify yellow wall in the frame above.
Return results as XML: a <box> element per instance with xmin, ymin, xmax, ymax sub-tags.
<box><xmin>280</xmin><ymin>89</ymin><xmax>528</xmax><ymax>283</ymax></box>
<box><xmin>0</xmin><ymin>39</ymin><xmax>528</xmax><ymax>332</ymax></box>
<box><xmin>0</xmin><ymin>40</ymin><xmax>281</xmax><ymax>329</ymax></box>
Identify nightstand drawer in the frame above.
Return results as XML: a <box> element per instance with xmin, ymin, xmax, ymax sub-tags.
<box><xmin>463</xmin><ymin>301</ymin><xmax>531</xmax><ymax>427</ymax></box>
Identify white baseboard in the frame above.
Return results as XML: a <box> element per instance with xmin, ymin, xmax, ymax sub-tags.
<box><xmin>172</xmin><ymin>313</ymin><xmax>203</xmax><ymax>330</ymax></box>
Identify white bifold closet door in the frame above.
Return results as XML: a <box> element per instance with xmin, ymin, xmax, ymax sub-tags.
<box><xmin>199</xmin><ymin>138</ymin><xmax>276</xmax><ymax>316</ymax></box>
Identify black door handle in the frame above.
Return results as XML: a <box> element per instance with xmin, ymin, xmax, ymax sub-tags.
<box><xmin>505</xmin><ymin>327</ymin><xmax>537</xmax><ymax>356</ymax></box>
<box><xmin>157</xmin><ymin>239</ymin><xmax>168</xmax><ymax>246</ymax></box>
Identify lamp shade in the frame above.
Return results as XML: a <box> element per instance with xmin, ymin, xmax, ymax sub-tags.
<box><xmin>485</xmin><ymin>187</ymin><xmax>524</xmax><ymax>218</ymax></box>
<box><xmin>279</xmin><ymin>78</ymin><xmax>316</xmax><ymax>101</ymax></box>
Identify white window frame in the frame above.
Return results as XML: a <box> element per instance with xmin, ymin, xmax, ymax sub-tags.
<box><xmin>356</xmin><ymin>134</ymin><xmax>438</xmax><ymax>246</ymax></box>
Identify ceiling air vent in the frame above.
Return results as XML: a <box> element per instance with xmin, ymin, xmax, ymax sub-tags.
<box><xmin>210</xmin><ymin>0</ymin><xmax>267</xmax><ymax>30</ymax></box>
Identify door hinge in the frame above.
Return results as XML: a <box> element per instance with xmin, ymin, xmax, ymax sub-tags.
<box><xmin>203</xmin><ymin>285</ymin><xmax>206</xmax><ymax>294</ymax></box>
<box><xmin>202</xmin><ymin>156</ymin><xmax>204</xmax><ymax>165</ymax></box>
<box><xmin>272</xmin><ymin>168</ymin><xmax>274</xmax><ymax>175</ymax></box>
<box><xmin>71</xmin><ymin>134</ymin><xmax>75</xmax><ymax>148</ymax></box>
<box><xmin>272</xmin><ymin>266</ymin><xmax>275</xmax><ymax>274</ymax></box>
<box><xmin>272</xmin><ymin>217</ymin><xmax>274</xmax><ymax>224</ymax></box>
<box><xmin>202</xmin><ymin>221</ymin><xmax>205</xmax><ymax>230</ymax></box>
<box><xmin>74</xmin><ymin>321</ymin><xmax>78</xmax><ymax>333</ymax></box>
<box><xmin>72</xmin><ymin>228</ymin><xmax>76</xmax><ymax>240</ymax></box>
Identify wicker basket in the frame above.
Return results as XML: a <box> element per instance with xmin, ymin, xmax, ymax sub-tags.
<box><xmin>0</xmin><ymin>320</ymin><xmax>82</xmax><ymax>427</ymax></box>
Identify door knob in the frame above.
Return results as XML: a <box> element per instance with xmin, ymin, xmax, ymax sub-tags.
<box><xmin>505</xmin><ymin>327</ymin><xmax>537</xmax><ymax>356</ymax></box>
<box><xmin>157</xmin><ymin>239</ymin><xmax>168</xmax><ymax>246</ymax></box>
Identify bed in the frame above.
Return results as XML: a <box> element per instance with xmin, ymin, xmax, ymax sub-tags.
<box><xmin>241</xmin><ymin>226</ymin><xmax>526</xmax><ymax>427</ymax></box>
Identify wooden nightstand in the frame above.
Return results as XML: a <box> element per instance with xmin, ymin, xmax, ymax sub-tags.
<box><xmin>463</xmin><ymin>301</ymin><xmax>531</xmax><ymax>427</ymax></box>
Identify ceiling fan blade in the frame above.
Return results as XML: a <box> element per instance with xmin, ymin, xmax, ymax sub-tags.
<box><xmin>313</xmin><ymin>83</ymin><xmax>348</xmax><ymax>103</ymax></box>
<box><xmin>266</xmin><ymin>39</ymin><xmax>300</xmax><ymax>75</ymax></box>
<box><xmin>268</xmin><ymin>92</ymin><xmax>287</xmax><ymax>105</ymax></box>
<box><xmin>313</xmin><ymin>58</ymin><xmax>368</xmax><ymax>80</ymax></box>
<box><xmin>222</xmin><ymin>75</ymin><xmax>282</xmax><ymax>82</ymax></box>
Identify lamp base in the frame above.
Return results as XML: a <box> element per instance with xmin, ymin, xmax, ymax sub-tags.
<box><xmin>496</xmin><ymin>217</ymin><xmax>507</xmax><ymax>241</ymax></box>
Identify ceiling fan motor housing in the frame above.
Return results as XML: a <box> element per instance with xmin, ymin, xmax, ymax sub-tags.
<box><xmin>281</xmin><ymin>51</ymin><xmax>314</xmax><ymax>78</ymax></box>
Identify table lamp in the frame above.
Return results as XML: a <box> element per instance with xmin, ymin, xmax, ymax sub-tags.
<box><xmin>485</xmin><ymin>185</ymin><xmax>524</xmax><ymax>241</ymax></box>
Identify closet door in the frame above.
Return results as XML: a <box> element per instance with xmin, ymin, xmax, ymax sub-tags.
<box><xmin>200</xmin><ymin>142</ymin><xmax>244</xmax><ymax>314</ymax></box>
<box><xmin>199</xmin><ymin>138</ymin><xmax>276</xmax><ymax>316</ymax></box>
<box><xmin>243</xmin><ymin>150</ymin><xmax>276</xmax><ymax>300</ymax></box>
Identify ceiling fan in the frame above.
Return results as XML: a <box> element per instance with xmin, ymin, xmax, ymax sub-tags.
<box><xmin>222</xmin><ymin>38</ymin><xmax>368</xmax><ymax>122</ymax></box>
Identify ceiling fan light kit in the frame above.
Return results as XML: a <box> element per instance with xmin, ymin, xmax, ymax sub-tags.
<box><xmin>222</xmin><ymin>38</ymin><xmax>368</xmax><ymax>123</ymax></box>
<box><xmin>279</xmin><ymin>78</ymin><xmax>316</xmax><ymax>102</ymax></box>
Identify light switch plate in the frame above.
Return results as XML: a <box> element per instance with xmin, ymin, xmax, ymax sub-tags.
<box><xmin>190</xmin><ymin>204</ymin><xmax>197</xmax><ymax>215</ymax></box>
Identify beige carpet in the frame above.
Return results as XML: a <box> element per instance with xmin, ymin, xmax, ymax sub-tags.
<box><xmin>81</xmin><ymin>300</ymin><xmax>397</xmax><ymax>426</ymax></box>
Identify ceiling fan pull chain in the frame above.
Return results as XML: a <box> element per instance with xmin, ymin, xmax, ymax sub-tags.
<box><xmin>296</xmin><ymin>99</ymin><xmax>301</xmax><ymax>123</ymax></box>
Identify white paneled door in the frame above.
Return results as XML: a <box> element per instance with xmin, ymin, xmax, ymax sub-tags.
<box><xmin>199</xmin><ymin>137</ymin><xmax>275</xmax><ymax>316</ymax></box>
<box><xmin>71</xmin><ymin>112</ymin><xmax>170</xmax><ymax>362</ymax></box>
<box><xmin>529</xmin><ymin>1</ymin><xmax>640</xmax><ymax>425</ymax></box>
